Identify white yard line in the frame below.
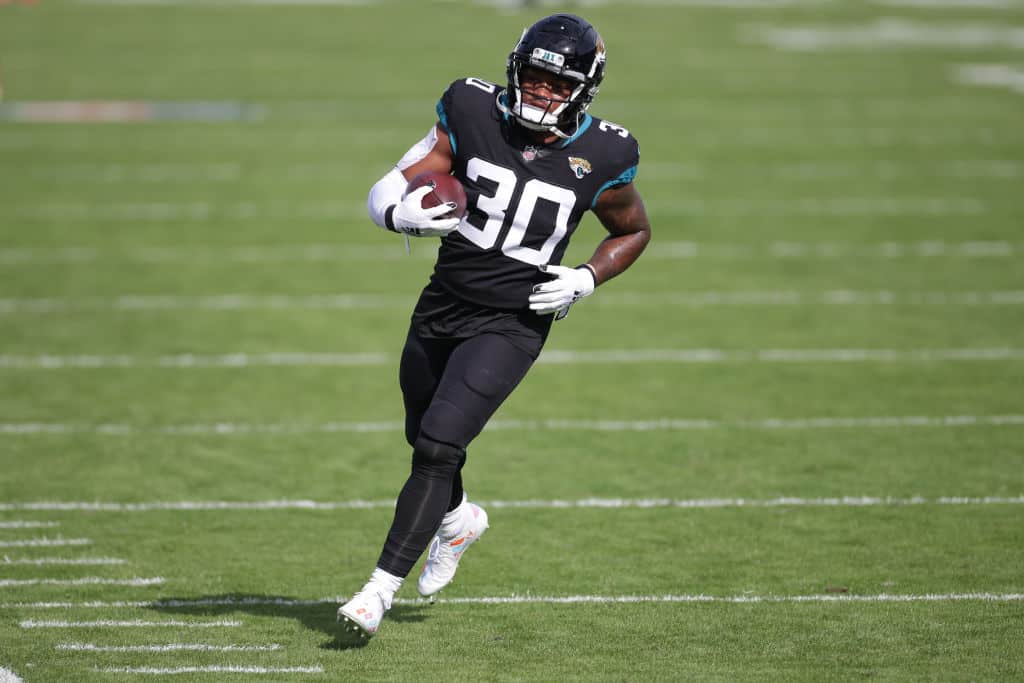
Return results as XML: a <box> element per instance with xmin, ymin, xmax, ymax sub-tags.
<box><xmin>13</xmin><ymin>196</ymin><xmax>993</xmax><ymax>221</ymax></box>
<box><xmin>3</xmin><ymin>291</ymin><xmax>1024</xmax><ymax>314</ymax></box>
<box><xmin>0</xmin><ymin>102</ymin><xmax>266</xmax><ymax>124</ymax></box>
<box><xmin>67</xmin><ymin>0</ymin><xmax>867</xmax><ymax>6</ymax></box>
<box><xmin>0</xmin><ymin>521</ymin><xmax>59</xmax><ymax>529</ymax></box>
<box><xmin>5</xmin><ymin>593</ymin><xmax>1023</xmax><ymax>611</ymax></box>
<box><xmin>63</xmin><ymin>0</ymin><xmax>1024</xmax><ymax>7</ymax></box>
<box><xmin>872</xmin><ymin>0</ymin><xmax>1023</xmax><ymax>8</ymax></box>
<box><xmin>0</xmin><ymin>668</ymin><xmax>24</xmax><ymax>683</ymax></box>
<box><xmin>953</xmin><ymin>63</ymin><xmax>1024</xmax><ymax>95</ymax></box>
<box><xmin>12</xmin><ymin>160</ymin><xmax>1020</xmax><ymax>187</ymax></box>
<box><xmin>0</xmin><ymin>577</ymin><xmax>163</xmax><ymax>588</ymax></box>
<box><xmin>2</xmin><ymin>347</ymin><xmax>1023</xmax><ymax>369</ymax></box>
<box><xmin>24</xmin><ymin>163</ymin><xmax>244</xmax><ymax>184</ymax></box>
<box><xmin>400</xmin><ymin>592</ymin><xmax>1024</xmax><ymax>604</ymax></box>
<box><xmin>0</xmin><ymin>352</ymin><xmax>391</xmax><ymax>368</ymax></box>
<box><xmin>2</xmin><ymin>598</ymin><xmax>328</xmax><ymax>609</ymax></box>
<box><xmin>2</xmin><ymin>414</ymin><xmax>1022</xmax><ymax>438</ymax></box>
<box><xmin>2</xmin><ymin>240</ymin><xmax>1020</xmax><ymax>265</ymax></box>
<box><xmin>644</xmin><ymin>161</ymin><xmax>1022</xmax><ymax>181</ymax></box>
<box><xmin>20</xmin><ymin>619</ymin><xmax>242</xmax><ymax>628</ymax></box>
<box><xmin>58</xmin><ymin>643</ymin><xmax>282</xmax><ymax>652</ymax></box>
<box><xmin>0</xmin><ymin>350</ymin><xmax>1019</xmax><ymax>370</ymax></box>
<box><xmin>596</xmin><ymin>291</ymin><xmax>1024</xmax><ymax>305</ymax></box>
<box><xmin>0</xmin><ymin>294</ymin><xmax>407</xmax><ymax>313</ymax></box>
<box><xmin>647</xmin><ymin>240</ymin><xmax>1021</xmax><ymax>259</ymax></box>
<box><xmin>748</xmin><ymin>18</ymin><xmax>1024</xmax><ymax>51</ymax></box>
<box><xmin>72</xmin><ymin>0</ymin><xmax>836</xmax><ymax>6</ymax></box>
<box><xmin>80</xmin><ymin>0</ymin><xmax>371</xmax><ymax>5</ymax></box>
<box><xmin>530</xmin><ymin>0</ymin><xmax>834</xmax><ymax>5</ymax></box>
<box><xmin>657</xmin><ymin>197</ymin><xmax>989</xmax><ymax>214</ymax></box>
<box><xmin>2</xmin><ymin>557</ymin><xmax>126</xmax><ymax>566</ymax></box>
<box><xmin>93</xmin><ymin>667</ymin><xmax>324</xmax><ymax>676</ymax></box>
<box><xmin>0</xmin><ymin>245</ymin><xmax>434</xmax><ymax>265</ymax></box>
<box><xmin>0</xmin><ymin>411</ymin><xmax>1019</xmax><ymax>438</ymax></box>
<box><xmin>538</xmin><ymin>348</ymin><xmax>1024</xmax><ymax>363</ymax></box>
<box><xmin>15</xmin><ymin>200</ymin><xmax>364</xmax><ymax>222</ymax></box>
<box><xmin>0</xmin><ymin>496</ymin><xmax>1021</xmax><ymax>515</ymax></box>
<box><xmin>0</xmin><ymin>537</ymin><xmax>91</xmax><ymax>547</ymax></box>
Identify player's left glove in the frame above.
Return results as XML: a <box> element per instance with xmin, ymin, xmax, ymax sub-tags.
<box><xmin>528</xmin><ymin>264</ymin><xmax>596</xmax><ymax>318</ymax></box>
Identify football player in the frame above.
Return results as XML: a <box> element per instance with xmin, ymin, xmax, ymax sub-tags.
<box><xmin>339</xmin><ymin>13</ymin><xmax>651</xmax><ymax>640</ymax></box>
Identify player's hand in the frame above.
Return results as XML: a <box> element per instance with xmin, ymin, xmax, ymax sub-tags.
<box><xmin>528</xmin><ymin>264</ymin><xmax>596</xmax><ymax>317</ymax></box>
<box><xmin>392</xmin><ymin>186</ymin><xmax>461</xmax><ymax>237</ymax></box>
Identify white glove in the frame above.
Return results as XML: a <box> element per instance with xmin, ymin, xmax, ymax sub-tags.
<box><xmin>528</xmin><ymin>264</ymin><xmax>596</xmax><ymax>317</ymax></box>
<box><xmin>391</xmin><ymin>185</ymin><xmax>460</xmax><ymax>237</ymax></box>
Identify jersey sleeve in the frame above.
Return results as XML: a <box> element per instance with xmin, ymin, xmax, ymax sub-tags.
<box><xmin>591</xmin><ymin>133</ymin><xmax>640</xmax><ymax>209</ymax></box>
<box><xmin>435</xmin><ymin>80</ymin><xmax>461</xmax><ymax>156</ymax></box>
<box><xmin>436</xmin><ymin>77</ymin><xmax>504</xmax><ymax>162</ymax></box>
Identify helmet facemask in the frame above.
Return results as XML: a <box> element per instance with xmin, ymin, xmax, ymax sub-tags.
<box><xmin>507</xmin><ymin>58</ymin><xmax>589</xmax><ymax>134</ymax></box>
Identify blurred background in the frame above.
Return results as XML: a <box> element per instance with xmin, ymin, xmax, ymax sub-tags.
<box><xmin>2</xmin><ymin>0</ymin><xmax>1021</xmax><ymax>431</ymax></box>
<box><xmin>2</xmin><ymin>0</ymin><xmax>1023</xmax><ymax>539</ymax></box>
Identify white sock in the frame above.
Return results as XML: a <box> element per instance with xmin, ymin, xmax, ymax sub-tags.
<box><xmin>367</xmin><ymin>568</ymin><xmax>403</xmax><ymax>608</ymax></box>
<box><xmin>439</xmin><ymin>493</ymin><xmax>469</xmax><ymax>539</ymax></box>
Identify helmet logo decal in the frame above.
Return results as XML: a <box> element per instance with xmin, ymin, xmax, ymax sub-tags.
<box><xmin>531</xmin><ymin>48</ymin><xmax>565</xmax><ymax>68</ymax></box>
<box><xmin>568</xmin><ymin>157</ymin><xmax>592</xmax><ymax>179</ymax></box>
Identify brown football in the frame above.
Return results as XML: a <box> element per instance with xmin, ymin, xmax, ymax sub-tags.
<box><xmin>405</xmin><ymin>171</ymin><xmax>468</xmax><ymax>220</ymax></box>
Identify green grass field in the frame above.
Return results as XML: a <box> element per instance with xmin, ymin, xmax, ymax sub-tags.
<box><xmin>2</xmin><ymin>0</ymin><xmax>1023</xmax><ymax>680</ymax></box>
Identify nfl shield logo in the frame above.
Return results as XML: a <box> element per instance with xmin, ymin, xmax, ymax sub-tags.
<box><xmin>522</xmin><ymin>145</ymin><xmax>538</xmax><ymax>162</ymax></box>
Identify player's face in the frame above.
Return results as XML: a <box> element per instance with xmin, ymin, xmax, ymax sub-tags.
<box><xmin>518</xmin><ymin>66</ymin><xmax>575</xmax><ymax>109</ymax></box>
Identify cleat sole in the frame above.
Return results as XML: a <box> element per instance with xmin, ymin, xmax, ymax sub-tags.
<box><xmin>337</xmin><ymin>614</ymin><xmax>375</xmax><ymax>642</ymax></box>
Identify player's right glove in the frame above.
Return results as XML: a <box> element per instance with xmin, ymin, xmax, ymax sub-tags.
<box><xmin>389</xmin><ymin>186</ymin><xmax>460</xmax><ymax>237</ymax></box>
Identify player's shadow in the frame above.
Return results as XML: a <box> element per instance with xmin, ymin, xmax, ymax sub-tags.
<box><xmin>147</xmin><ymin>594</ymin><xmax>430</xmax><ymax>650</ymax></box>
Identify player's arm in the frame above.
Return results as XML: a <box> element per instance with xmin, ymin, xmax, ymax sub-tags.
<box><xmin>585</xmin><ymin>181</ymin><xmax>652</xmax><ymax>285</ymax></box>
<box><xmin>398</xmin><ymin>123</ymin><xmax>454</xmax><ymax>179</ymax></box>
<box><xmin>366</xmin><ymin>123</ymin><xmax>458</xmax><ymax>236</ymax></box>
<box><xmin>528</xmin><ymin>182</ymin><xmax>650</xmax><ymax>317</ymax></box>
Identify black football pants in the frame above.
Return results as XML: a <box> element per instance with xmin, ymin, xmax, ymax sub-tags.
<box><xmin>375</xmin><ymin>327</ymin><xmax>536</xmax><ymax>578</ymax></box>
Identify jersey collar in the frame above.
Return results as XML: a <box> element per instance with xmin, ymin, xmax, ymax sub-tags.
<box><xmin>557</xmin><ymin>113</ymin><xmax>592</xmax><ymax>148</ymax></box>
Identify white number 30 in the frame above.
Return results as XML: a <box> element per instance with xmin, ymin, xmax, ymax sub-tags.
<box><xmin>458</xmin><ymin>157</ymin><xmax>576</xmax><ymax>266</ymax></box>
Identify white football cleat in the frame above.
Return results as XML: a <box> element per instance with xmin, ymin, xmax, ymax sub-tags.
<box><xmin>417</xmin><ymin>503</ymin><xmax>489</xmax><ymax>597</ymax></box>
<box><xmin>337</xmin><ymin>587</ymin><xmax>389</xmax><ymax>640</ymax></box>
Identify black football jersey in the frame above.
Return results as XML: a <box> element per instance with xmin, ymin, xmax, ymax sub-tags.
<box><xmin>430</xmin><ymin>77</ymin><xmax>640</xmax><ymax>310</ymax></box>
